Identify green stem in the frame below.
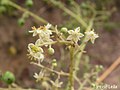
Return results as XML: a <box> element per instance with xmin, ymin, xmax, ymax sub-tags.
<box><xmin>69</xmin><ymin>46</ymin><xmax>74</xmax><ymax>90</ymax></box>
<box><xmin>31</xmin><ymin>62</ymin><xmax>69</xmax><ymax>76</ymax></box>
<box><xmin>74</xmin><ymin>14</ymin><xmax>95</xmax><ymax>77</ymax></box>
<box><xmin>49</xmin><ymin>0</ymin><xmax>87</xmax><ymax>28</ymax></box>
<box><xmin>8</xmin><ymin>1</ymin><xmax>48</xmax><ymax>24</ymax></box>
<box><xmin>37</xmin><ymin>40</ymin><xmax>73</xmax><ymax>47</ymax></box>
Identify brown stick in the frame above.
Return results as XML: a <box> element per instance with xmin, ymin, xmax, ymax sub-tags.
<box><xmin>96</xmin><ymin>56</ymin><xmax>120</xmax><ymax>83</ymax></box>
<box><xmin>86</xmin><ymin>57</ymin><xmax>120</xmax><ymax>90</ymax></box>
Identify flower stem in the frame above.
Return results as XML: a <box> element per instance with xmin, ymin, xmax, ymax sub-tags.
<box><xmin>8</xmin><ymin>1</ymin><xmax>48</xmax><ymax>24</ymax></box>
<box><xmin>31</xmin><ymin>62</ymin><xmax>69</xmax><ymax>76</ymax></box>
<box><xmin>69</xmin><ymin>46</ymin><xmax>74</xmax><ymax>90</ymax></box>
<box><xmin>49</xmin><ymin>0</ymin><xmax>87</xmax><ymax>28</ymax></box>
<box><xmin>74</xmin><ymin>15</ymin><xmax>95</xmax><ymax>77</ymax></box>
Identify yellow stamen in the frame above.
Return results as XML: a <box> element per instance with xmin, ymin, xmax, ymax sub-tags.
<box><xmin>39</xmin><ymin>26</ymin><xmax>46</xmax><ymax>30</ymax></box>
<box><xmin>32</xmin><ymin>26</ymin><xmax>37</xmax><ymax>30</ymax></box>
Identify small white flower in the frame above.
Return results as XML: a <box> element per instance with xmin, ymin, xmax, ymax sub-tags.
<box><xmin>33</xmin><ymin>71</ymin><xmax>44</xmax><ymax>82</ymax></box>
<box><xmin>67</xmin><ymin>27</ymin><xmax>84</xmax><ymax>43</ymax></box>
<box><xmin>39</xmin><ymin>23</ymin><xmax>52</xmax><ymax>35</ymax></box>
<box><xmin>29</xmin><ymin>24</ymin><xmax>53</xmax><ymax>47</ymax></box>
<box><xmin>50</xmin><ymin>79</ymin><xmax>63</xmax><ymax>88</ymax></box>
<box><xmin>29</xmin><ymin>23</ymin><xmax>52</xmax><ymax>37</ymax></box>
<box><xmin>28</xmin><ymin>43</ymin><xmax>44</xmax><ymax>61</ymax></box>
<box><xmin>29</xmin><ymin>26</ymin><xmax>40</xmax><ymax>37</ymax></box>
<box><xmin>85</xmin><ymin>29</ymin><xmax>99</xmax><ymax>44</ymax></box>
<box><xmin>45</xmin><ymin>23</ymin><xmax>52</xmax><ymax>29</ymax></box>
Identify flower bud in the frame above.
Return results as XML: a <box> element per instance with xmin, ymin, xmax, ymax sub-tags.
<box><xmin>2</xmin><ymin>71</ymin><xmax>15</xmax><ymax>85</ymax></box>
<box><xmin>48</xmin><ymin>47</ymin><xmax>54</xmax><ymax>55</ymax></box>
<box><xmin>91</xmin><ymin>83</ymin><xmax>96</xmax><ymax>89</ymax></box>
<box><xmin>60</xmin><ymin>27</ymin><xmax>68</xmax><ymax>33</ymax></box>
<box><xmin>25</xmin><ymin>0</ymin><xmax>33</xmax><ymax>7</ymax></box>
<box><xmin>9</xmin><ymin>46</ymin><xmax>17</xmax><ymax>55</ymax></box>
<box><xmin>18</xmin><ymin>18</ymin><xmax>25</xmax><ymax>26</ymax></box>
<box><xmin>52</xmin><ymin>59</ymin><xmax>57</xmax><ymax>67</ymax></box>
<box><xmin>95</xmin><ymin>65</ymin><xmax>103</xmax><ymax>72</ymax></box>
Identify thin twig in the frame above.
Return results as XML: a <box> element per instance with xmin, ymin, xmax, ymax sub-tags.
<box><xmin>74</xmin><ymin>15</ymin><xmax>95</xmax><ymax>77</ymax></box>
<box><xmin>31</xmin><ymin>62</ymin><xmax>69</xmax><ymax>76</ymax></box>
<box><xmin>96</xmin><ymin>57</ymin><xmax>120</xmax><ymax>83</ymax></box>
<box><xmin>8</xmin><ymin>1</ymin><xmax>48</xmax><ymax>24</ymax></box>
<box><xmin>86</xmin><ymin>57</ymin><xmax>120</xmax><ymax>90</ymax></box>
<box><xmin>69</xmin><ymin>46</ymin><xmax>74</xmax><ymax>90</ymax></box>
<box><xmin>0</xmin><ymin>88</ymin><xmax>37</xmax><ymax>90</ymax></box>
<box><xmin>49</xmin><ymin>0</ymin><xmax>87</xmax><ymax>28</ymax></box>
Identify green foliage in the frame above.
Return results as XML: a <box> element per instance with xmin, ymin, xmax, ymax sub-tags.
<box><xmin>0</xmin><ymin>0</ymin><xmax>9</xmax><ymax>5</ymax></box>
<box><xmin>0</xmin><ymin>0</ymin><xmax>15</xmax><ymax>15</ymax></box>
<box><xmin>0</xmin><ymin>5</ymin><xmax>6</xmax><ymax>13</ymax></box>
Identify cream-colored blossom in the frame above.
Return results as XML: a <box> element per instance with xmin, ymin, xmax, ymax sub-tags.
<box><xmin>28</xmin><ymin>43</ymin><xmax>44</xmax><ymax>61</ymax></box>
<box><xmin>29</xmin><ymin>23</ymin><xmax>52</xmax><ymax>37</ymax></box>
<box><xmin>67</xmin><ymin>27</ymin><xmax>84</xmax><ymax>43</ymax></box>
<box><xmin>85</xmin><ymin>29</ymin><xmax>99</xmax><ymax>44</ymax></box>
<box><xmin>29</xmin><ymin>26</ymin><xmax>40</xmax><ymax>37</ymax></box>
<box><xmin>33</xmin><ymin>71</ymin><xmax>44</xmax><ymax>82</ymax></box>
<box><xmin>50</xmin><ymin>79</ymin><xmax>63</xmax><ymax>88</ymax></box>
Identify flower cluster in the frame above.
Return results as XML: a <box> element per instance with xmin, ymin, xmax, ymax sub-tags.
<box><xmin>65</xmin><ymin>27</ymin><xmax>98</xmax><ymax>44</ymax></box>
<box><xmin>34</xmin><ymin>71</ymin><xmax>63</xmax><ymax>88</ymax></box>
<box><xmin>27</xmin><ymin>23</ymin><xmax>99</xmax><ymax>62</ymax></box>
<box><xmin>29</xmin><ymin>23</ymin><xmax>53</xmax><ymax>44</ymax></box>
<box><xmin>27</xmin><ymin>24</ymin><xmax>99</xmax><ymax>89</ymax></box>
<box><xmin>27</xmin><ymin>23</ymin><xmax>54</xmax><ymax>62</ymax></box>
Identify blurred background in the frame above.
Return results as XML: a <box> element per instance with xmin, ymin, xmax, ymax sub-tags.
<box><xmin>0</xmin><ymin>0</ymin><xmax>120</xmax><ymax>89</ymax></box>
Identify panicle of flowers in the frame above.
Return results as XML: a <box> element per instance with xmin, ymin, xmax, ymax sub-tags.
<box><xmin>27</xmin><ymin>23</ymin><xmax>99</xmax><ymax>89</ymax></box>
<box><xmin>27</xmin><ymin>23</ymin><xmax>55</xmax><ymax>62</ymax></box>
<box><xmin>27</xmin><ymin>24</ymin><xmax>99</xmax><ymax>63</ymax></box>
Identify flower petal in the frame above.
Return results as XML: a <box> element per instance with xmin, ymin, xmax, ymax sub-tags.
<box><xmin>68</xmin><ymin>30</ymin><xmax>74</xmax><ymax>34</ymax></box>
<box><xmin>75</xmin><ymin>27</ymin><xmax>80</xmax><ymax>32</ymax></box>
<box><xmin>46</xmin><ymin>23</ymin><xmax>51</xmax><ymax>29</ymax></box>
<box><xmin>67</xmin><ymin>35</ymin><xmax>73</xmax><ymax>40</ymax></box>
<box><xmin>35</xmin><ymin>39</ymin><xmax>42</xmax><ymax>46</ymax></box>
